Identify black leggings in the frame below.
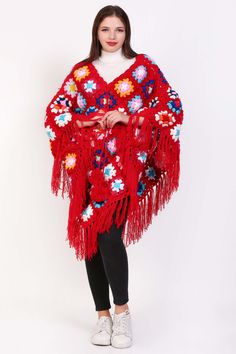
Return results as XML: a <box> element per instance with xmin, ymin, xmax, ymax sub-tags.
<box><xmin>84</xmin><ymin>221</ymin><xmax>129</xmax><ymax>311</ymax></box>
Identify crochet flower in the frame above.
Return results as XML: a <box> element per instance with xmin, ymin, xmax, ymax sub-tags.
<box><xmin>154</xmin><ymin>111</ymin><xmax>176</xmax><ymax>127</ymax></box>
<box><xmin>96</xmin><ymin>92</ymin><xmax>108</xmax><ymax>108</ymax></box>
<box><xmin>74</xmin><ymin>66</ymin><xmax>90</xmax><ymax>82</ymax></box>
<box><xmin>111</xmin><ymin>179</ymin><xmax>124</xmax><ymax>192</ymax></box>
<box><xmin>92</xmin><ymin>149</ymin><xmax>108</xmax><ymax>169</ymax></box>
<box><xmin>64</xmin><ymin>153</ymin><xmax>77</xmax><ymax>170</ymax></box>
<box><xmin>132</xmin><ymin>65</ymin><xmax>147</xmax><ymax>83</ymax></box>
<box><xmin>142</xmin><ymin>80</ymin><xmax>155</xmax><ymax>98</ymax></box>
<box><xmin>86</xmin><ymin>106</ymin><xmax>98</xmax><ymax>116</ymax></box>
<box><xmin>144</xmin><ymin>54</ymin><xmax>156</xmax><ymax>65</ymax></box>
<box><xmin>137</xmin><ymin>181</ymin><xmax>146</xmax><ymax>196</ymax></box>
<box><xmin>107</xmin><ymin>93</ymin><xmax>117</xmax><ymax>108</ymax></box>
<box><xmin>106</xmin><ymin>138</ymin><xmax>117</xmax><ymax>155</ymax></box>
<box><xmin>137</xmin><ymin>151</ymin><xmax>147</xmax><ymax>163</ymax></box>
<box><xmin>54</xmin><ymin>112</ymin><xmax>72</xmax><ymax>127</ymax></box>
<box><xmin>50</xmin><ymin>95</ymin><xmax>71</xmax><ymax>114</ymax></box>
<box><xmin>170</xmin><ymin>124</ymin><xmax>181</xmax><ymax>142</ymax></box>
<box><xmin>93</xmin><ymin>200</ymin><xmax>107</xmax><ymax>208</ymax></box>
<box><xmin>76</xmin><ymin>92</ymin><xmax>87</xmax><ymax>112</ymax></box>
<box><xmin>145</xmin><ymin>166</ymin><xmax>156</xmax><ymax>180</ymax></box>
<box><xmin>84</xmin><ymin>80</ymin><xmax>97</xmax><ymax>93</ymax></box>
<box><xmin>167</xmin><ymin>87</ymin><xmax>179</xmax><ymax>99</ymax></box>
<box><xmin>82</xmin><ymin>204</ymin><xmax>94</xmax><ymax>222</ymax></box>
<box><xmin>128</xmin><ymin>95</ymin><xmax>143</xmax><ymax>113</ymax></box>
<box><xmin>45</xmin><ymin>125</ymin><xmax>56</xmax><ymax>140</ymax></box>
<box><xmin>64</xmin><ymin>78</ymin><xmax>77</xmax><ymax>98</ymax></box>
<box><xmin>149</xmin><ymin>96</ymin><xmax>159</xmax><ymax>108</ymax></box>
<box><xmin>114</xmin><ymin>78</ymin><xmax>134</xmax><ymax>97</ymax></box>
<box><xmin>96</xmin><ymin>92</ymin><xmax>117</xmax><ymax>109</ymax></box>
<box><xmin>167</xmin><ymin>98</ymin><xmax>182</xmax><ymax>115</ymax></box>
<box><xmin>104</xmin><ymin>163</ymin><xmax>116</xmax><ymax>181</ymax></box>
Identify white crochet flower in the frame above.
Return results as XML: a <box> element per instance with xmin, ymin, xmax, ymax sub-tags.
<box><xmin>170</xmin><ymin>124</ymin><xmax>181</xmax><ymax>142</ymax></box>
<box><xmin>111</xmin><ymin>179</ymin><xmax>124</xmax><ymax>192</ymax></box>
<box><xmin>103</xmin><ymin>163</ymin><xmax>116</xmax><ymax>181</ymax></box>
<box><xmin>82</xmin><ymin>204</ymin><xmax>94</xmax><ymax>222</ymax></box>
<box><xmin>45</xmin><ymin>125</ymin><xmax>56</xmax><ymax>140</ymax></box>
<box><xmin>54</xmin><ymin>112</ymin><xmax>72</xmax><ymax>127</ymax></box>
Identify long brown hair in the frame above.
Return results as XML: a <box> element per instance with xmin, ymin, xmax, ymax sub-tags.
<box><xmin>81</xmin><ymin>5</ymin><xmax>138</xmax><ymax>63</ymax></box>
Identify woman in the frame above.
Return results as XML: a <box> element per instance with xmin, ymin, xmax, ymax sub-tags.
<box><xmin>44</xmin><ymin>5</ymin><xmax>184</xmax><ymax>349</ymax></box>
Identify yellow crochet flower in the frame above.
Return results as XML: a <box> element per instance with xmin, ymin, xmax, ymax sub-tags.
<box><xmin>74</xmin><ymin>66</ymin><xmax>90</xmax><ymax>82</ymax></box>
<box><xmin>114</xmin><ymin>78</ymin><xmax>134</xmax><ymax>97</ymax></box>
<box><xmin>64</xmin><ymin>153</ymin><xmax>77</xmax><ymax>170</ymax></box>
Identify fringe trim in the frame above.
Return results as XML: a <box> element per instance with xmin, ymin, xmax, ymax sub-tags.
<box><xmin>66</xmin><ymin>150</ymin><xmax>180</xmax><ymax>262</ymax></box>
<box><xmin>50</xmin><ymin>115</ymin><xmax>181</xmax><ymax>261</ymax></box>
<box><xmin>66</xmin><ymin>194</ymin><xmax>131</xmax><ymax>261</ymax></box>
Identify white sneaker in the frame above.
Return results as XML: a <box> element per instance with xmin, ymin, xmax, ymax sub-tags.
<box><xmin>111</xmin><ymin>309</ymin><xmax>133</xmax><ymax>348</ymax></box>
<box><xmin>90</xmin><ymin>316</ymin><xmax>113</xmax><ymax>346</ymax></box>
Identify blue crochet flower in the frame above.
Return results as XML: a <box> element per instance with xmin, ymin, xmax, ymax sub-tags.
<box><xmin>145</xmin><ymin>166</ymin><xmax>156</xmax><ymax>180</ymax></box>
<box><xmin>85</xmin><ymin>106</ymin><xmax>98</xmax><ymax>116</ymax></box>
<box><xmin>137</xmin><ymin>151</ymin><xmax>147</xmax><ymax>163</ymax></box>
<box><xmin>93</xmin><ymin>149</ymin><xmax>109</xmax><ymax>169</ymax></box>
<box><xmin>93</xmin><ymin>200</ymin><xmax>107</xmax><ymax>208</ymax></box>
<box><xmin>142</xmin><ymin>80</ymin><xmax>155</xmax><ymax>98</ymax></box>
<box><xmin>137</xmin><ymin>181</ymin><xmax>146</xmax><ymax>196</ymax></box>
<box><xmin>167</xmin><ymin>100</ymin><xmax>182</xmax><ymax>115</ymax></box>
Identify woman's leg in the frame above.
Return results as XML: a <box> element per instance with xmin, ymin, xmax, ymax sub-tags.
<box><xmin>97</xmin><ymin>222</ymin><xmax>129</xmax><ymax>308</ymax></box>
<box><xmin>85</xmin><ymin>246</ymin><xmax>111</xmax><ymax>312</ymax></box>
<box><xmin>84</xmin><ymin>220</ymin><xmax>129</xmax><ymax>315</ymax></box>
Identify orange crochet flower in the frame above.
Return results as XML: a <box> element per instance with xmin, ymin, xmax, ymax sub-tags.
<box><xmin>64</xmin><ymin>153</ymin><xmax>77</xmax><ymax>170</ymax></box>
<box><xmin>74</xmin><ymin>66</ymin><xmax>90</xmax><ymax>82</ymax></box>
<box><xmin>114</xmin><ymin>78</ymin><xmax>134</xmax><ymax>97</ymax></box>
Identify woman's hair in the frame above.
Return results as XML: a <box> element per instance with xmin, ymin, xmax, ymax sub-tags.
<box><xmin>81</xmin><ymin>5</ymin><xmax>138</xmax><ymax>63</ymax></box>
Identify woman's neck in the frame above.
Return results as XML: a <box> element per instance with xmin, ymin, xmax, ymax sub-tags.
<box><xmin>99</xmin><ymin>48</ymin><xmax>125</xmax><ymax>64</ymax></box>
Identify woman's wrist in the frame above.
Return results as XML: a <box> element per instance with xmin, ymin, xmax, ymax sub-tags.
<box><xmin>131</xmin><ymin>115</ymin><xmax>144</xmax><ymax>126</ymax></box>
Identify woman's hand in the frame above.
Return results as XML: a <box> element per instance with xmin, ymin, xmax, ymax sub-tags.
<box><xmin>76</xmin><ymin>109</ymin><xmax>132</xmax><ymax>129</ymax></box>
<box><xmin>76</xmin><ymin>109</ymin><xmax>105</xmax><ymax>128</ymax></box>
<box><xmin>103</xmin><ymin>110</ymin><xmax>129</xmax><ymax>129</ymax></box>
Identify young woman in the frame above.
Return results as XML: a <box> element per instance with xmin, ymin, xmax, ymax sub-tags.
<box><xmin>44</xmin><ymin>5</ymin><xmax>184</xmax><ymax>349</ymax></box>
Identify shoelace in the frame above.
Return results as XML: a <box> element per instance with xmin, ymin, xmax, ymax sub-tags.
<box><xmin>113</xmin><ymin>314</ymin><xmax>131</xmax><ymax>336</ymax></box>
<box><xmin>96</xmin><ymin>317</ymin><xmax>111</xmax><ymax>333</ymax></box>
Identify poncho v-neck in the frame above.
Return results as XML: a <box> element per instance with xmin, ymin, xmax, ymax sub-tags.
<box><xmin>91</xmin><ymin>47</ymin><xmax>136</xmax><ymax>83</ymax></box>
<box><xmin>44</xmin><ymin>52</ymin><xmax>184</xmax><ymax>261</ymax></box>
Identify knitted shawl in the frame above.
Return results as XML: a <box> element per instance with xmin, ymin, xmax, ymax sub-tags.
<box><xmin>44</xmin><ymin>53</ymin><xmax>184</xmax><ymax>261</ymax></box>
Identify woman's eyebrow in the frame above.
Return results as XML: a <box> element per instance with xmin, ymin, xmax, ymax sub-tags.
<box><xmin>100</xmin><ymin>26</ymin><xmax>125</xmax><ymax>29</ymax></box>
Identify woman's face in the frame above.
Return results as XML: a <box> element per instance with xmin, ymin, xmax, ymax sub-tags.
<box><xmin>97</xmin><ymin>16</ymin><xmax>126</xmax><ymax>53</ymax></box>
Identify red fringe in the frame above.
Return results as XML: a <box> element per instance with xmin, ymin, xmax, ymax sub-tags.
<box><xmin>50</xmin><ymin>114</ymin><xmax>181</xmax><ymax>261</ymax></box>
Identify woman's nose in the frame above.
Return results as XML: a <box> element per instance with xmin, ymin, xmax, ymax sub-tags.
<box><xmin>109</xmin><ymin>32</ymin><xmax>116</xmax><ymax>39</ymax></box>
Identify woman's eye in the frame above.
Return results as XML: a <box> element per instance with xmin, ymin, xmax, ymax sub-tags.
<box><xmin>101</xmin><ymin>29</ymin><xmax>124</xmax><ymax>32</ymax></box>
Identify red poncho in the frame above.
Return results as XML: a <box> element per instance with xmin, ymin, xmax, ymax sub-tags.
<box><xmin>44</xmin><ymin>53</ymin><xmax>184</xmax><ymax>261</ymax></box>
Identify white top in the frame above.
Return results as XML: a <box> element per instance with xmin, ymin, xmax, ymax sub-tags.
<box><xmin>92</xmin><ymin>47</ymin><xmax>136</xmax><ymax>84</ymax></box>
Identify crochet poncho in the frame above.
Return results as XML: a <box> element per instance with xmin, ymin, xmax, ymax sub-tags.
<box><xmin>44</xmin><ymin>53</ymin><xmax>184</xmax><ymax>261</ymax></box>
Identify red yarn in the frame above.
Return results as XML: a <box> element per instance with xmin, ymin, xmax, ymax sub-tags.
<box><xmin>44</xmin><ymin>53</ymin><xmax>184</xmax><ymax>261</ymax></box>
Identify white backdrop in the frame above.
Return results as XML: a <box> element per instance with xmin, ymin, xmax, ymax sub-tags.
<box><xmin>1</xmin><ymin>0</ymin><xmax>235</xmax><ymax>353</ymax></box>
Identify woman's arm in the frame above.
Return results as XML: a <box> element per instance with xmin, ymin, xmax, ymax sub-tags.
<box><xmin>44</xmin><ymin>62</ymin><xmax>85</xmax><ymax>157</ymax></box>
<box><xmin>127</xmin><ymin>55</ymin><xmax>184</xmax><ymax>172</ymax></box>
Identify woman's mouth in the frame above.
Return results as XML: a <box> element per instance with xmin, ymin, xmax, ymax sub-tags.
<box><xmin>106</xmin><ymin>42</ymin><xmax>118</xmax><ymax>46</ymax></box>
